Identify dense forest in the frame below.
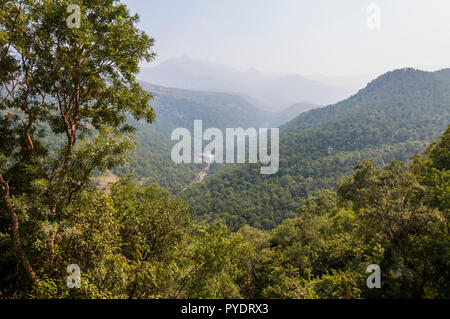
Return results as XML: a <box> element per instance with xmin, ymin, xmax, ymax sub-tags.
<box><xmin>0</xmin><ymin>0</ymin><xmax>448</xmax><ymax>299</ymax></box>
<box><xmin>112</xmin><ymin>82</ymin><xmax>273</xmax><ymax>194</ymax></box>
<box><xmin>111</xmin><ymin>83</ymin><xmax>321</xmax><ymax>194</ymax></box>
<box><xmin>183</xmin><ymin>68</ymin><xmax>450</xmax><ymax>230</ymax></box>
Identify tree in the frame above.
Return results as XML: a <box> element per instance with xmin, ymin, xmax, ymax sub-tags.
<box><xmin>338</xmin><ymin>160</ymin><xmax>448</xmax><ymax>298</ymax></box>
<box><xmin>0</xmin><ymin>0</ymin><xmax>155</xmax><ymax>290</ymax></box>
<box><xmin>413</xmin><ymin>125</ymin><xmax>450</xmax><ymax>215</ymax></box>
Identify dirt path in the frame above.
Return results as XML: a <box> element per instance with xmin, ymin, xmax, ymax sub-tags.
<box><xmin>183</xmin><ymin>162</ymin><xmax>211</xmax><ymax>191</ymax></box>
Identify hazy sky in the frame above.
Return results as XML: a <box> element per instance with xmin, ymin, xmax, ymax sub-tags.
<box><xmin>123</xmin><ymin>0</ymin><xmax>450</xmax><ymax>76</ymax></box>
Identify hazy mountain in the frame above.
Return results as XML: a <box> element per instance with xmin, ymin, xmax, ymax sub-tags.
<box><xmin>182</xmin><ymin>68</ymin><xmax>450</xmax><ymax>230</ymax></box>
<box><xmin>270</xmin><ymin>102</ymin><xmax>321</xmax><ymax>127</ymax></box>
<box><xmin>139</xmin><ymin>56</ymin><xmax>354</xmax><ymax>111</ymax></box>
<box><xmin>305</xmin><ymin>73</ymin><xmax>376</xmax><ymax>92</ymax></box>
<box><xmin>138</xmin><ymin>82</ymin><xmax>271</xmax><ymax>132</ymax></box>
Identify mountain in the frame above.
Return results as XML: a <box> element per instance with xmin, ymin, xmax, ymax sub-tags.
<box><xmin>305</xmin><ymin>73</ymin><xmax>376</xmax><ymax>91</ymax></box>
<box><xmin>260</xmin><ymin>74</ymin><xmax>348</xmax><ymax>109</ymax></box>
<box><xmin>138</xmin><ymin>82</ymin><xmax>271</xmax><ymax>133</ymax></box>
<box><xmin>181</xmin><ymin>68</ymin><xmax>450</xmax><ymax>230</ymax></box>
<box><xmin>139</xmin><ymin>56</ymin><xmax>355</xmax><ymax>111</ymax></box>
<box><xmin>113</xmin><ymin>82</ymin><xmax>273</xmax><ymax>193</ymax></box>
<box><xmin>113</xmin><ymin>81</ymin><xmax>322</xmax><ymax>194</ymax></box>
<box><xmin>270</xmin><ymin>102</ymin><xmax>321</xmax><ymax>127</ymax></box>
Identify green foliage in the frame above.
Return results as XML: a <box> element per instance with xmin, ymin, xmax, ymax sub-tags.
<box><xmin>0</xmin><ymin>0</ymin><xmax>154</xmax><ymax>290</ymax></box>
<box><xmin>1</xmin><ymin>1</ymin><xmax>448</xmax><ymax>301</ymax></box>
<box><xmin>338</xmin><ymin>158</ymin><xmax>449</xmax><ymax>298</ymax></box>
<box><xmin>113</xmin><ymin>83</ymin><xmax>272</xmax><ymax>194</ymax></box>
<box><xmin>1</xmin><ymin>123</ymin><xmax>448</xmax><ymax>299</ymax></box>
<box><xmin>183</xmin><ymin>68</ymin><xmax>450</xmax><ymax>230</ymax></box>
<box><xmin>249</xmin><ymin>135</ymin><xmax>448</xmax><ymax>299</ymax></box>
<box><xmin>413</xmin><ymin>125</ymin><xmax>450</xmax><ymax>213</ymax></box>
<box><xmin>311</xmin><ymin>271</ymin><xmax>363</xmax><ymax>299</ymax></box>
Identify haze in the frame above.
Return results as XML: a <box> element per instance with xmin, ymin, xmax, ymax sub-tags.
<box><xmin>124</xmin><ymin>0</ymin><xmax>450</xmax><ymax>77</ymax></box>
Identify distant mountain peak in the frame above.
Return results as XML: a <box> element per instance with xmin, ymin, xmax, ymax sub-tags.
<box><xmin>138</xmin><ymin>57</ymin><xmax>356</xmax><ymax>111</ymax></box>
<box><xmin>361</xmin><ymin>67</ymin><xmax>440</xmax><ymax>93</ymax></box>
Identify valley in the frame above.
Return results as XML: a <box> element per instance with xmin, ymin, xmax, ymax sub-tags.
<box><xmin>181</xmin><ymin>68</ymin><xmax>450</xmax><ymax>229</ymax></box>
<box><xmin>111</xmin><ymin>68</ymin><xmax>450</xmax><ymax>229</ymax></box>
<box><xmin>2</xmin><ymin>0</ymin><xmax>448</xmax><ymax>301</ymax></box>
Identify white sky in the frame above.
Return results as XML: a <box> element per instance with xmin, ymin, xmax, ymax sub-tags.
<box><xmin>124</xmin><ymin>0</ymin><xmax>450</xmax><ymax>76</ymax></box>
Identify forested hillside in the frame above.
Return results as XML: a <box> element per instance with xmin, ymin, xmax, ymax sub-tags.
<box><xmin>183</xmin><ymin>68</ymin><xmax>450</xmax><ymax>230</ymax></box>
<box><xmin>112</xmin><ymin>82</ymin><xmax>272</xmax><ymax>193</ymax></box>
<box><xmin>139</xmin><ymin>82</ymin><xmax>271</xmax><ymax>134</ymax></box>
<box><xmin>1</xmin><ymin>0</ymin><xmax>448</xmax><ymax>301</ymax></box>
<box><xmin>111</xmin><ymin>82</ymin><xmax>320</xmax><ymax>193</ymax></box>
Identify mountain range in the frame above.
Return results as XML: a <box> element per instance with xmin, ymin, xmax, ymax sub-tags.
<box><xmin>114</xmin><ymin>82</ymin><xmax>294</xmax><ymax>193</ymax></box>
<box><xmin>181</xmin><ymin>68</ymin><xmax>450</xmax><ymax>230</ymax></box>
<box><xmin>138</xmin><ymin>56</ymin><xmax>365</xmax><ymax>112</ymax></box>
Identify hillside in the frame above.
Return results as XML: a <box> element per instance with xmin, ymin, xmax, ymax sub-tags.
<box><xmin>138</xmin><ymin>82</ymin><xmax>271</xmax><ymax>133</ymax></box>
<box><xmin>270</xmin><ymin>102</ymin><xmax>321</xmax><ymax>127</ymax></box>
<box><xmin>182</xmin><ymin>68</ymin><xmax>450</xmax><ymax>230</ymax></box>
<box><xmin>113</xmin><ymin>82</ymin><xmax>272</xmax><ymax>193</ymax></box>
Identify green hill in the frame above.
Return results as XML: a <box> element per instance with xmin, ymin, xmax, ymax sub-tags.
<box><xmin>182</xmin><ymin>68</ymin><xmax>450</xmax><ymax>230</ymax></box>
<box><xmin>113</xmin><ymin>83</ymin><xmax>272</xmax><ymax>193</ymax></box>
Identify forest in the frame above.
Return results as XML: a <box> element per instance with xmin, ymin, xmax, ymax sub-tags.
<box><xmin>0</xmin><ymin>0</ymin><xmax>449</xmax><ymax>299</ymax></box>
<box><xmin>183</xmin><ymin>68</ymin><xmax>450</xmax><ymax>230</ymax></box>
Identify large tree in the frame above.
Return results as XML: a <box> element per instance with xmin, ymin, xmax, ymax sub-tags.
<box><xmin>0</xmin><ymin>0</ymin><xmax>155</xmax><ymax>288</ymax></box>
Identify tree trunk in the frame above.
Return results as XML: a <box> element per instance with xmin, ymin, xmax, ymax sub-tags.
<box><xmin>0</xmin><ymin>174</ymin><xmax>38</xmax><ymax>285</ymax></box>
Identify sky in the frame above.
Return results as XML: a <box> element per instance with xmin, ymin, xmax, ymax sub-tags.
<box><xmin>123</xmin><ymin>0</ymin><xmax>450</xmax><ymax>77</ymax></box>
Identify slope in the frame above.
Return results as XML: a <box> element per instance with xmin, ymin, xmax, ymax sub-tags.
<box><xmin>181</xmin><ymin>68</ymin><xmax>450</xmax><ymax>230</ymax></box>
<box><xmin>113</xmin><ymin>82</ymin><xmax>272</xmax><ymax>193</ymax></box>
